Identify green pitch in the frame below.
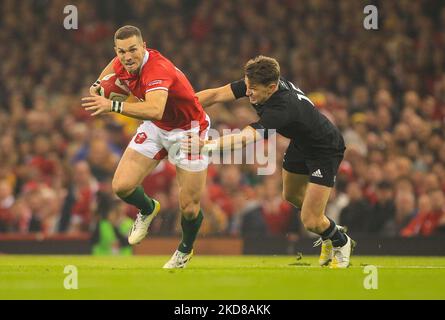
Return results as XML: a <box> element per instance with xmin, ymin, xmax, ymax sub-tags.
<box><xmin>0</xmin><ymin>255</ymin><xmax>444</xmax><ymax>299</ymax></box>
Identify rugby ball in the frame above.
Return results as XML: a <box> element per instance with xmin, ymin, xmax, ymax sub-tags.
<box><xmin>99</xmin><ymin>73</ymin><xmax>130</xmax><ymax>102</ymax></box>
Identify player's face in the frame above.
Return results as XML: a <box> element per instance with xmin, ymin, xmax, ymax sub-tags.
<box><xmin>245</xmin><ymin>76</ymin><xmax>277</xmax><ymax>104</ymax></box>
<box><xmin>115</xmin><ymin>36</ymin><xmax>146</xmax><ymax>74</ymax></box>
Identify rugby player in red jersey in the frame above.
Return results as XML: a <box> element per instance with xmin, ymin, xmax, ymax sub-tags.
<box><xmin>82</xmin><ymin>25</ymin><xmax>209</xmax><ymax>268</ymax></box>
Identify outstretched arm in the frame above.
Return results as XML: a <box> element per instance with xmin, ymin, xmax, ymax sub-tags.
<box><xmin>196</xmin><ymin>84</ymin><xmax>237</xmax><ymax>108</ymax></box>
<box><xmin>182</xmin><ymin>125</ymin><xmax>263</xmax><ymax>154</ymax></box>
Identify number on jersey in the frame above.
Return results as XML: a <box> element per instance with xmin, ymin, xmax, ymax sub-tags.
<box><xmin>280</xmin><ymin>80</ymin><xmax>314</xmax><ymax>106</ymax></box>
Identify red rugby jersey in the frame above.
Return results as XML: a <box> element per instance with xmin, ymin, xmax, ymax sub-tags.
<box><xmin>113</xmin><ymin>49</ymin><xmax>208</xmax><ymax>131</ymax></box>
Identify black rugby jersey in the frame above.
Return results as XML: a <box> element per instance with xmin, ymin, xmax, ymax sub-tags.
<box><xmin>230</xmin><ymin>77</ymin><xmax>345</xmax><ymax>158</ymax></box>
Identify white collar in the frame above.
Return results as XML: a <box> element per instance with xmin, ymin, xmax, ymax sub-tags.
<box><xmin>139</xmin><ymin>50</ymin><xmax>149</xmax><ymax>74</ymax></box>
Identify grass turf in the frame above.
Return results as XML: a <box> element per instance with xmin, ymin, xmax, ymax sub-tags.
<box><xmin>0</xmin><ymin>255</ymin><xmax>444</xmax><ymax>300</ymax></box>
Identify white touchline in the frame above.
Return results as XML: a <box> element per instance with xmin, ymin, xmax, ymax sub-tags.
<box><xmin>286</xmin><ymin>265</ymin><xmax>445</xmax><ymax>269</ymax></box>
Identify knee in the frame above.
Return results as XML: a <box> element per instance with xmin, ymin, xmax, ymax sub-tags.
<box><xmin>282</xmin><ymin>190</ymin><xmax>304</xmax><ymax>209</ymax></box>
<box><xmin>112</xmin><ymin>177</ymin><xmax>134</xmax><ymax>199</ymax></box>
<box><xmin>179</xmin><ymin>198</ymin><xmax>200</xmax><ymax>219</ymax></box>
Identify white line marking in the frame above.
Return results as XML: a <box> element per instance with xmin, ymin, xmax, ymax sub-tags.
<box><xmin>287</xmin><ymin>265</ymin><xmax>445</xmax><ymax>269</ymax></box>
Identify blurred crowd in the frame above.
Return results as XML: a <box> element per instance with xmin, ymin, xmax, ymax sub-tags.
<box><xmin>0</xmin><ymin>0</ymin><xmax>444</xmax><ymax>241</ymax></box>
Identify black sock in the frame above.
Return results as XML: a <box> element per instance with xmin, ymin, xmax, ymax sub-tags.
<box><xmin>120</xmin><ymin>186</ymin><xmax>155</xmax><ymax>216</ymax></box>
<box><xmin>320</xmin><ymin>217</ymin><xmax>347</xmax><ymax>247</ymax></box>
<box><xmin>178</xmin><ymin>209</ymin><xmax>203</xmax><ymax>254</ymax></box>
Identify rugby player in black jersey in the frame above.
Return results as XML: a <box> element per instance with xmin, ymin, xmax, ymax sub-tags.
<box><xmin>183</xmin><ymin>55</ymin><xmax>355</xmax><ymax>268</ymax></box>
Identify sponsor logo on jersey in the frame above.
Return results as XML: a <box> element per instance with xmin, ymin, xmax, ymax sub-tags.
<box><xmin>148</xmin><ymin>80</ymin><xmax>163</xmax><ymax>86</ymax></box>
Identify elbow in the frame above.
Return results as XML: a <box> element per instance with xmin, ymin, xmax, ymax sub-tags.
<box><xmin>152</xmin><ymin>110</ymin><xmax>164</xmax><ymax>121</ymax></box>
<box><xmin>196</xmin><ymin>94</ymin><xmax>204</xmax><ymax>105</ymax></box>
<box><xmin>197</xmin><ymin>97</ymin><xmax>209</xmax><ymax>109</ymax></box>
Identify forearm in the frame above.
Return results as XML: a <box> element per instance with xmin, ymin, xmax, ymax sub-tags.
<box><xmin>210</xmin><ymin>134</ymin><xmax>247</xmax><ymax>151</ymax></box>
<box><xmin>196</xmin><ymin>89</ymin><xmax>218</xmax><ymax>108</ymax></box>
<box><xmin>196</xmin><ymin>84</ymin><xmax>236</xmax><ymax>108</ymax></box>
<box><xmin>119</xmin><ymin>101</ymin><xmax>163</xmax><ymax>121</ymax></box>
<box><xmin>203</xmin><ymin>127</ymin><xmax>260</xmax><ymax>152</ymax></box>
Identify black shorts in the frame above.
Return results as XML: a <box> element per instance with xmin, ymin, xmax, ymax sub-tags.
<box><xmin>282</xmin><ymin>142</ymin><xmax>344</xmax><ymax>188</ymax></box>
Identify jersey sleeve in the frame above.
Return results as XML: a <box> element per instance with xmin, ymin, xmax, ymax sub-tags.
<box><xmin>250</xmin><ymin>105</ymin><xmax>289</xmax><ymax>139</ymax></box>
<box><xmin>141</xmin><ymin>61</ymin><xmax>175</xmax><ymax>94</ymax></box>
<box><xmin>230</xmin><ymin>79</ymin><xmax>247</xmax><ymax>99</ymax></box>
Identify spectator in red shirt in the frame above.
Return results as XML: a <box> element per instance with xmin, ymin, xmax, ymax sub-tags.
<box><xmin>401</xmin><ymin>190</ymin><xmax>445</xmax><ymax>237</ymax></box>
<box><xmin>27</xmin><ymin>134</ymin><xmax>58</xmax><ymax>186</ymax></box>
<box><xmin>261</xmin><ymin>176</ymin><xmax>296</xmax><ymax>235</ymax></box>
<box><xmin>209</xmin><ymin>165</ymin><xmax>245</xmax><ymax>219</ymax></box>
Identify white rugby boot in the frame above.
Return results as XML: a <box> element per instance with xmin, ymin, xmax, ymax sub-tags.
<box><xmin>128</xmin><ymin>200</ymin><xmax>161</xmax><ymax>245</ymax></box>
<box><xmin>330</xmin><ymin>234</ymin><xmax>356</xmax><ymax>268</ymax></box>
<box><xmin>163</xmin><ymin>250</ymin><xmax>194</xmax><ymax>269</ymax></box>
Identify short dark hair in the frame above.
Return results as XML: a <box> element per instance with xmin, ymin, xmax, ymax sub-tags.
<box><xmin>244</xmin><ymin>55</ymin><xmax>280</xmax><ymax>86</ymax></box>
<box><xmin>114</xmin><ymin>25</ymin><xmax>142</xmax><ymax>43</ymax></box>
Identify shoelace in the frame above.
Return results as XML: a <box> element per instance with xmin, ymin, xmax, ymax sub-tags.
<box><xmin>174</xmin><ymin>251</ymin><xmax>188</xmax><ymax>260</ymax></box>
<box><xmin>167</xmin><ymin>252</ymin><xmax>187</xmax><ymax>266</ymax></box>
<box><xmin>134</xmin><ymin>214</ymin><xmax>148</xmax><ymax>229</ymax></box>
<box><xmin>313</xmin><ymin>238</ymin><xmax>323</xmax><ymax>247</ymax></box>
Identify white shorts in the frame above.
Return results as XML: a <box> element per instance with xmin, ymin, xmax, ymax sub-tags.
<box><xmin>127</xmin><ymin>115</ymin><xmax>211</xmax><ymax>172</ymax></box>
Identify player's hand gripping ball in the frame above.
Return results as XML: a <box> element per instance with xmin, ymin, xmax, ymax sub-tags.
<box><xmin>98</xmin><ymin>73</ymin><xmax>130</xmax><ymax>101</ymax></box>
<box><xmin>82</xmin><ymin>74</ymin><xmax>129</xmax><ymax>116</ymax></box>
